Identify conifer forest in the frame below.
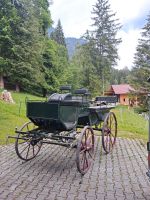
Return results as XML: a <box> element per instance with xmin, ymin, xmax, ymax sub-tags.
<box><xmin>0</xmin><ymin>0</ymin><xmax>150</xmax><ymax>98</ymax></box>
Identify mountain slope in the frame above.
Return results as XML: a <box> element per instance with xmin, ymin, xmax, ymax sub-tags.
<box><xmin>65</xmin><ymin>37</ymin><xmax>86</xmax><ymax>58</ymax></box>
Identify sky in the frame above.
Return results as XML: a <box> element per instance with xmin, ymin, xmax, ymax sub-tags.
<box><xmin>50</xmin><ymin>0</ymin><xmax>150</xmax><ymax>69</ymax></box>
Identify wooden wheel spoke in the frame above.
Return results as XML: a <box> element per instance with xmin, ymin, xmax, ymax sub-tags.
<box><xmin>87</xmin><ymin>150</ymin><xmax>94</xmax><ymax>160</ymax></box>
<box><xmin>87</xmin><ymin>129</ymin><xmax>90</xmax><ymax>138</ymax></box>
<box><xmin>19</xmin><ymin>143</ymin><xmax>30</xmax><ymax>155</ymax></box>
<box><xmin>26</xmin><ymin>144</ymin><xmax>31</xmax><ymax>159</ymax></box>
<box><xmin>82</xmin><ymin>152</ymin><xmax>88</xmax><ymax>170</ymax></box>
<box><xmin>110</xmin><ymin>121</ymin><xmax>115</xmax><ymax>129</ymax></box>
<box><xmin>32</xmin><ymin>145</ymin><xmax>35</xmax><ymax>156</ymax></box>
<box><xmin>109</xmin><ymin>136</ymin><xmax>112</xmax><ymax>145</ymax></box>
<box><xmin>80</xmin><ymin>148</ymin><xmax>86</xmax><ymax>154</ymax></box>
<box><xmin>109</xmin><ymin>116</ymin><xmax>112</xmax><ymax>129</ymax></box>
<box><xmin>18</xmin><ymin>140</ymin><xmax>29</xmax><ymax>145</ymax></box>
<box><xmin>104</xmin><ymin>129</ymin><xmax>108</xmax><ymax>136</ymax></box>
<box><xmin>81</xmin><ymin>140</ymin><xmax>86</xmax><ymax>149</ymax></box>
<box><xmin>111</xmin><ymin>132</ymin><xmax>115</xmax><ymax>139</ymax></box>
<box><xmin>36</xmin><ymin>144</ymin><xmax>41</xmax><ymax>148</ymax></box>
<box><xmin>86</xmin><ymin>137</ymin><xmax>92</xmax><ymax>148</ymax></box>
<box><xmin>80</xmin><ymin>152</ymin><xmax>85</xmax><ymax>168</ymax></box>
<box><xmin>105</xmin><ymin>135</ymin><xmax>109</xmax><ymax>150</ymax></box>
<box><xmin>109</xmin><ymin>135</ymin><xmax>113</xmax><ymax>146</ymax></box>
<box><xmin>84</xmin><ymin>132</ymin><xmax>87</xmax><ymax>146</ymax></box>
<box><xmin>27</xmin><ymin>124</ymin><xmax>29</xmax><ymax>131</ymax></box>
<box><xmin>82</xmin><ymin>153</ymin><xmax>86</xmax><ymax>168</ymax></box>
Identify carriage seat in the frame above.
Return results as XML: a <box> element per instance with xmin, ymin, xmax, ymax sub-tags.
<box><xmin>48</xmin><ymin>93</ymin><xmax>72</xmax><ymax>102</ymax></box>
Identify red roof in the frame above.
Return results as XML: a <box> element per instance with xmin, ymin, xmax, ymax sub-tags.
<box><xmin>111</xmin><ymin>84</ymin><xmax>135</xmax><ymax>94</ymax></box>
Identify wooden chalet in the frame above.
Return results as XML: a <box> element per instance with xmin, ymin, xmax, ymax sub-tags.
<box><xmin>105</xmin><ymin>84</ymin><xmax>136</xmax><ymax>106</ymax></box>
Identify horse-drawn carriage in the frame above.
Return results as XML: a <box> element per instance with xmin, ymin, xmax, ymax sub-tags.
<box><xmin>9</xmin><ymin>86</ymin><xmax>117</xmax><ymax>175</ymax></box>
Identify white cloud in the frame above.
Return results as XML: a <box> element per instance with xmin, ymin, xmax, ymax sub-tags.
<box><xmin>50</xmin><ymin>0</ymin><xmax>150</xmax><ymax>69</ymax></box>
<box><xmin>50</xmin><ymin>0</ymin><xmax>95</xmax><ymax>37</ymax></box>
<box><xmin>110</xmin><ymin>0</ymin><xmax>150</xmax><ymax>24</ymax></box>
<box><xmin>50</xmin><ymin>0</ymin><xmax>150</xmax><ymax>37</ymax></box>
<box><xmin>116</xmin><ymin>29</ymin><xmax>141</xmax><ymax>69</ymax></box>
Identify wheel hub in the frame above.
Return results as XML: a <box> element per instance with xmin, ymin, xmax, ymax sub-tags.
<box><xmin>30</xmin><ymin>139</ymin><xmax>39</xmax><ymax>146</ymax></box>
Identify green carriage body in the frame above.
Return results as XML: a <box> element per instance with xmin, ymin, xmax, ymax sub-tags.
<box><xmin>27</xmin><ymin>100</ymin><xmax>80</xmax><ymax>132</ymax></box>
<box><xmin>26</xmin><ymin>97</ymin><xmax>113</xmax><ymax>132</ymax></box>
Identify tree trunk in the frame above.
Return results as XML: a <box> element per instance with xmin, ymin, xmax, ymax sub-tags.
<box><xmin>0</xmin><ymin>75</ymin><xmax>4</xmax><ymax>89</ymax></box>
<box><xmin>15</xmin><ymin>83</ymin><xmax>20</xmax><ymax>92</ymax></box>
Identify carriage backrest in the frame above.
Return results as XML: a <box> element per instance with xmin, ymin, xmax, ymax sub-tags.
<box><xmin>74</xmin><ymin>88</ymin><xmax>89</xmax><ymax>95</ymax></box>
<box><xmin>60</xmin><ymin>85</ymin><xmax>72</xmax><ymax>92</ymax></box>
<box><xmin>72</xmin><ymin>88</ymin><xmax>90</xmax><ymax>104</ymax></box>
<box><xmin>95</xmin><ymin>96</ymin><xmax>118</xmax><ymax>106</ymax></box>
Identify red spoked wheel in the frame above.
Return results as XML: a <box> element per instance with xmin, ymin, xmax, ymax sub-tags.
<box><xmin>102</xmin><ymin>112</ymin><xmax>117</xmax><ymax>154</ymax></box>
<box><xmin>76</xmin><ymin>126</ymin><xmax>95</xmax><ymax>175</ymax></box>
<box><xmin>15</xmin><ymin>121</ymin><xmax>42</xmax><ymax>161</ymax></box>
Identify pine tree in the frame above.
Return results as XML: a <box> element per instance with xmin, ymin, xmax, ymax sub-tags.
<box><xmin>0</xmin><ymin>0</ymin><xmax>51</xmax><ymax>92</ymax></box>
<box><xmin>9</xmin><ymin>0</ymin><xmax>44</xmax><ymax>92</ymax></box>
<box><xmin>79</xmin><ymin>0</ymin><xmax>121</xmax><ymax>94</ymax></box>
<box><xmin>43</xmin><ymin>39</ymin><xmax>69</xmax><ymax>92</ymax></box>
<box><xmin>0</xmin><ymin>0</ymin><xmax>17</xmax><ymax>88</ymax></box>
<box><xmin>33</xmin><ymin>0</ymin><xmax>52</xmax><ymax>36</ymax></box>
<box><xmin>71</xmin><ymin>41</ymin><xmax>100</xmax><ymax>95</ymax></box>
<box><xmin>131</xmin><ymin>13</ymin><xmax>150</xmax><ymax>90</ymax></box>
<box><xmin>91</xmin><ymin>0</ymin><xmax>121</xmax><ymax>72</ymax></box>
<box><xmin>48</xmin><ymin>19</ymin><xmax>69</xmax><ymax>89</ymax></box>
<box><xmin>51</xmin><ymin>19</ymin><xmax>66</xmax><ymax>47</ymax></box>
<box><xmin>0</xmin><ymin>0</ymin><xmax>69</xmax><ymax>94</ymax></box>
<box><xmin>109</xmin><ymin>67</ymin><xmax>130</xmax><ymax>85</ymax></box>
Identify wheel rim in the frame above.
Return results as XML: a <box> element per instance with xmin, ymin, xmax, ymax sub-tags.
<box><xmin>15</xmin><ymin>122</ymin><xmax>42</xmax><ymax>161</ymax></box>
<box><xmin>76</xmin><ymin>126</ymin><xmax>94</xmax><ymax>175</ymax></box>
<box><xmin>102</xmin><ymin>112</ymin><xmax>117</xmax><ymax>154</ymax></box>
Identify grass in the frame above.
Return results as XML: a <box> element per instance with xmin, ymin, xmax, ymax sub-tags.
<box><xmin>0</xmin><ymin>91</ymin><xmax>44</xmax><ymax>144</ymax></box>
<box><xmin>0</xmin><ymin>92</ymin><xmax>149</xmax><ymax>144</ymax></box>
<box><xmin>113</xmin><ymin>105</ymin><xmax>148</xmax><ymax>141</ymax></box>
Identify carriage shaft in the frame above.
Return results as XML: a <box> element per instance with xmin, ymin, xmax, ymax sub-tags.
<box><xmin>15</xmin><ymin>130</ymin><xmax>76</xmax><ymax>140</ymax></box>
<box><xmin>15</xmin><ymin>129</ymin><xmax>41</xmax><ymax>134</ymax></box>
<box><xmin>7</xmin><ymin>136</ymin><xmax>29</xmax><ymax>140</ymax></box>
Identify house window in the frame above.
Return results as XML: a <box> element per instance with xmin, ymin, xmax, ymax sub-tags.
<box><xmin>123</xmin><ymin>98</ymin><xmax>125</xmax><ymax>102</ymax></box>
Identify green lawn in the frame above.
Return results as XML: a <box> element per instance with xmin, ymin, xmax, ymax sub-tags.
<box><xmin>113</xmin><ymin>106</ymin><xmax>148</xmax><ymax>141</ymax></box>
<box><xmin>0</xmin><ymin>91</ymin><xmax>44</xmax><ymax>144</ymax></box>
<box><xmin>0</xmin><ymin>92</ymin><xmax>149</xmax><ymax>144</ymax></box>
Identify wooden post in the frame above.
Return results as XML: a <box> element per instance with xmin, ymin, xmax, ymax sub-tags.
<box><xmin>0</xmin><ymin>75</ymin><xmax>4</xmax><ymax>89</ymax></box>
<box><xmin>15</xmin><ymin>83</ymin><xmax>20</xmax><ymax>92</ymax></box>
<box><xmin>102</xmin><ymin>76</ymin><xmax>104</xmax><ymax>96</ymax></box>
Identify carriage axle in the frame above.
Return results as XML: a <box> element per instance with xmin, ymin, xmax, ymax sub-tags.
<box><xmin>41</xmin><ymin>140</ymin><xmax>74</xmax><ymax>148</ymax></box>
